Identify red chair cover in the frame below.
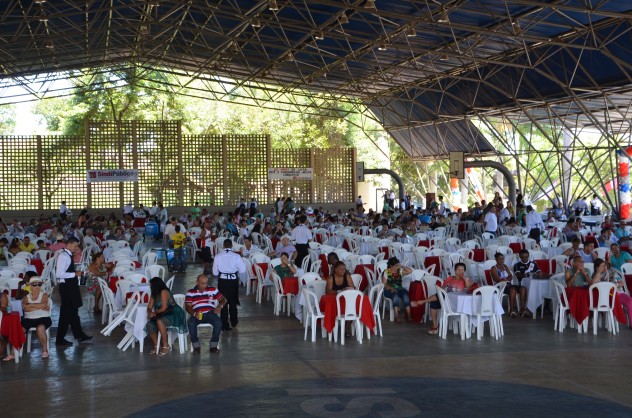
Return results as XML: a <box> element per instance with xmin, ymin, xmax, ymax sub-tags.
<box><xmin>424</xmin><ymin>256</ymin><xmax>441</xmax><ymax>276</ymax></box>
<box><xmin>0</xmin><ymin>312</ymin><xmax>26</xmax><ymax>350</ymax></box>
<box><xmin>471</xmin><ymin>249</ymin><xmax>486</xmax><ymax>262</ymax></box>
<box><xmin>417</xmin><ymin>240</ymin><xmax>430</xmax><ymax>248</ymax></box>
<box><xmin>408</xmin><ymin>281</ymin><xmax>427</xmax><ymax>322</ymax></box>
<box><xmin>282</xmin><ymin>277</ymin><xmax>299</xmax><ymax>295</ymax></box>
<box><xmin>319</xmin><ymin>254</ymin><xmax>330</xmax><ymax>278</ymax></box>
<box><xmin>534</xmin><ymin>259</ymin><xmax>551</xmax><ymax>276</ymax></box>
<box><xmin>353</xmin><ymin>264</ymin><xmax>373</xmax><ymax>292</ymax></box>
<box><xmin>30</xmin><ymin>258</ymin><xmax>44</xmax><ymax>275</ymax></box>
<box><xmin>484</xmin><ymin>270</ymin><xmax>493</xmax><ymax>286</ymax></box>
<box><xmin>509</xmin><ymin>243</ymin><xmax>524</xmax><ymax>253</ymax></box>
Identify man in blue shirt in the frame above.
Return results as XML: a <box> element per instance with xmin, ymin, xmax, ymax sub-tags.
<box><xmin>609</xmin><ymin>243</ymin><xmax>632</xmax><ymax>271</ymax></box>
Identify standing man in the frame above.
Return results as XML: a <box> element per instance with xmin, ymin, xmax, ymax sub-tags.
<box><xmin>438</xmin><ymin>196</ymin><xmax>446</xmax><ymax>216</ymax></box>
<box><xmin>291</xmin><ymin>215</ymin><xmax>312</xmax><ymax>268</ymax></box>
<box><xmin>185</xmin><ymin>274</ymin><xmax>225</xmax><ymax>353</ymax></box>
<box><xmin>484</xmin><ymin>205</ymin><xmax>498</xmax><ymax>237</ymax></box>
<box><xmin>55</xmin><ymin>237</ymin><xmax>91</xmax><ymax>346</ymax></box>
<box><xmin>249</xmin><ymin>198</ymin><xmax>258</xmax><ymax>217</ymax></box>
<box><xmin>59</xmin><ymin>201</ymin><xmax>69</xmax><ymax>222</ymax></box>
<box><xmin>158</xmin><ymin>203</ymin><xmax>168</xmax><ymax>238</ymax></box>
<box><xmin>525</xmin><ymin>205</ymin><xmax>545</xmax><ymax>244</ymax></box>
<box><xmin>355</xmin><ymin>195</ymin><xmax>363</xmax><ymax>210</ymax></box>
<box><xmin>123</xmin><ymin>201</ymin><xmax>134</xmax><ymax>217</ymax></box>
<box><xmin>213</xmin><ymin>239</ymin><xmax>246</xmax><ymax>331</ymax></box>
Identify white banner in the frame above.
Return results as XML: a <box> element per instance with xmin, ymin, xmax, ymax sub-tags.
<box><xmin>87</xmin><ymin>169</ymin><xmax>139</xmax><ymax>183</ymax></box>
<box><xmin>268</xmin><ymin>167</ymin><xmax>313</xmax><ymax>180</ymax></box>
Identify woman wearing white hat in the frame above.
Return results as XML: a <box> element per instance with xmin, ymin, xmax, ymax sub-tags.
<box><xmin>21</xmin><ymin>276</ymin><xmax>52</xmax><ymax>359</ymax></box>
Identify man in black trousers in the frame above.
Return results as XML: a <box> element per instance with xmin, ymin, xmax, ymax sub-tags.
<box><xmin>212</xmin><ymin>239</ymin><xmax>246</xmax><ymax>331</ymax></box>
<box><xmin>55</xmin><ymin>237</ymin><xmax>92</xmax><ymax>346</ymax></box>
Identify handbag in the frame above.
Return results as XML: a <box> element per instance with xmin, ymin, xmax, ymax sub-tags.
<box><xmin>466</xmin><ymin>282</ymin><xmax>480</xmax><ymax>294</ymax></box>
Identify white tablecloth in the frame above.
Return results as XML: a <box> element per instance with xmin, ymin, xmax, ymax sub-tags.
<box><xmin>124</xmin><ymin>304</ymin><xmax>148</xmax><ymax>352</ymax></box>
<box><xmin>446</xmin><ymin>291</ymin><xmax>504</xmax><ymax>316</ymax></box>
<box><xmin>522</xmin><ymin>277</ymin><xmax>551</xmax><ymax>315</ymax></box>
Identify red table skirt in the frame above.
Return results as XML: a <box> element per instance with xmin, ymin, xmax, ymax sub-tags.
<box><xmin>282</xmin><ymin>277</ymin><xmax>299</xmax><ymax>295</ymax></box>
<box><xmin>30</xmin><ymin>258</ymin><xmax>44</xmax><ymax>275</ymax></box>
<box><xmin>565</xmin><ymin>287</ymin><xmax>626</xmax><ymax>325</ymax></box>
<box><xmin>109</xmin><ymin>276</ymin><xmax>119</xmax><ymax>293</ymax></box>
<box><xmin>319</xmin><ymin>293</ymin><xmax>375</xmax><ymax>334</ymax></box>
<box><xmin>408</xmin><ymin>281</ymin><xmax>427</xmax><ymax>322</ymax></box>
<box><xmin>353</xmin><ymin>264</ymin><xmax>374</xmax><ymax>292</ymax></box>
<box><xmin>0</xmin><ymin>312</ymin><xmax>26</xmax><ymax>350</ymax></box>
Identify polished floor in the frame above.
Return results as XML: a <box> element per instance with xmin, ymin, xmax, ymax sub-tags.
<box><xmin>2</xmin><ymin>262</ymin><xmax>632</xmax><ymax>417</ymax></box>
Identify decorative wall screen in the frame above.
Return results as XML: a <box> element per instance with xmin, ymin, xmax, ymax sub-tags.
<box><xmin>0</xmin><ymin>122</ymin><xmax>355</xmax><ymax>210</ymax></box>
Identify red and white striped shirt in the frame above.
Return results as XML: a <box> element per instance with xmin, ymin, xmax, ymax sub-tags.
<box><xmin>185</xmin><ymin>286</ymin><xmax>223</xmax><ymax>313</ymax></box>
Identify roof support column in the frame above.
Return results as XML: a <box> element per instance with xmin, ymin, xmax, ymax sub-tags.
<box><xmin>464</xmin><ymin>161</ymin><xmax>516</xmax><ymax>209</ymax></box>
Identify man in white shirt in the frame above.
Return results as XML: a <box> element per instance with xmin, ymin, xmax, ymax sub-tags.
<box><xmin>356</xmin><ymin>195</ymin><xmax>363</xmax><ymax>209</ymax></box>
<box><xmin>149</xmin><ymin>201</ymin><xmax>159</xmax><ymax>218</ymax></box>
<box><xmin>123</xmin><ymin>202</ymin><xmax>133</xmax><ymax>217</ymax></box>
<box><xmin>164</xmin><ymin>217</ymin><xmax>187</xmax><ymax>242</ymax></box>
<box><xmin>525</xmin><ymin>205</ymin><xmax>546</xmax><ymax>243</ymax></box>
<box><xmin>213</xmin><ymin>239</ymin><xmax>246</xmax><ymax>331</ymax></box>
<box><xmin>291</xmin><ymin>215</ymin><xmax>313</xmax><ymax>268</ymax></box>
<box><xmin>484</xmin><ymin>205</ymin><xmax>498</xmax><ymax>236</ymax></box>
<box><xmin>498</xmin><ymin>203</ymin><xmax>510</xmax><ymax>225</ymax></box>
<box><xmin>590</xmin><ymin>195</ymin><xmax>602</xmax><ymax>216</ymax></box>
<box><xmin>438</xmin><ymin>196</ymin><xmax>446</xmax><ymax>216</ymax></box>
<box><xmin>158</xmin><ymin>204</ymin><xmax>168</xmax><ymax>235</ymax></box>
<box><xmin>60</xmin><ymin>201</ymin><xmax>68</xmax><ymax>222</ymax></box>
<box><xmin>55</xmin><ymin>237</ymin><xmax>91</xmax><ymax>345</ymax></box>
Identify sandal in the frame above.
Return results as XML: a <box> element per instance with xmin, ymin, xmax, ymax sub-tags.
<box><xmin>510</xmin><ymin>312</ymin><xmax>518</xmax><ymax>318</ymax></box>
<box><xmin>149</xmin><ymin>346</ymin><xmax>158</xmax><ymax>355</ymax></box>
<box><xmin>521</xmin><ymin>311</ymin><xmax>532</xmax><ymax>318</ymax></box>
<box><xmin>2</xmin><ymin>355</ymin><xmax>15</xmax><ymax>362</ymax></box>
<box><xmin>157</xmin><ymin>346</ymin><xmax>170</xmax><ymax>357</ymax></box>
<box><xmin>41</xmin><ymin>352</ymin><xmax>49</xmax><ymax>359</ymax></box>
<box><xmin>394</xmin><ymin>317</ymin><xmax>402</xmax><ymax>323</ymax></box>
<box><xmin>427</xmin><ymin>328</ymin><xmax>438</xmax><ymax>335</ymax></box>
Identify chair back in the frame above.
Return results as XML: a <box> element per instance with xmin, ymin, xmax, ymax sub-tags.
<box><xmin>308</xmin><ymin>280</ymin><xmax>327</xmax><ymax>299</ymax></box>
<box><xmin>270</xmin><ymin>258</ymin><xmax>283</xmax><ymax>269</ymax></box>
<box><xmin>300</xmin><ymin>272</ymin><xmax>321</xmax><ymax>287</ymax></box>
<box><xmin>115</xmin><ymin>279</ymin><xmax>137</xmax><ymax>301</ymax></box>
<box><xmin>302</xmin><ymin>288</ymin><xmax>323</xmax><ymax>317</ymax></box>
<box><xmin>250</xmin><ymin>253</ymin><xmax>271</xmax><ymax>264</ymax></box>
<box><xmin>473</xmin><ymin>286</ymin><xmax>499</xmax><ymax>316</ymax></box>
<box><xmin>350</xmin><ymin>274</ymin><xmax>362</xmax><ymax>290</ymax></box>
<box><xmin>435</xmin><ymin>286</ymin><xmax>456</xmax><ymax>314</ymax></box>
<box><xmin>173</xmin><ymin>294</ymin><xmax>186</xmax><ymax>309</ymax></box>
<box><xmin>368</xmin><ymin>283</ymin><xmax>384</xmax><ymax>315</ymax></box>
<box><xmin>357</xmin><ymin>255</ymin><xmax>376</xmax><ymax>265</ymax></box>
<box><xmin>336</xmin><ymin>289</ymin><xmax>363</xmax><ymax>320</ymax></box>
<box><xmin>142</xmin><ymin>252</ymin><xmax>158</xmax><ymax>269</ymax></box>
<box><xmin>310</xmin><ymin>259</ymin><xmax>322</xmax><ymax>274</ymax></box>
<box><xmin>271</xmin><ymin>271</ymin><xmax>284</xmax><ymax>296</ymax></box>
<box><xmin>552</xmin><ymin>280</ymin><xmax>569</xmax><ymax>307</ymax></box>
<box><xmin>145</xmin><ymin>265</ymin><xmax>165</xmax><ymax>281</ymax></box>
<box><xmin>165</xmin><ymin>275</ymin><xmax>175</xmax><ymax>291</ymax></box>
<box><xmin>422</xmin><ymin>276</ymin><xmax>443</xmax><ymax>297</ymax></box>
<box><xmin>589</xmin><ymin>282</ymin><xmax>616</xmax><ymax>311</ymax></box>
<box><xmin>494</xmin><ymin>282</ymin><xmax>506</xmax><ymax>303</ymax></box>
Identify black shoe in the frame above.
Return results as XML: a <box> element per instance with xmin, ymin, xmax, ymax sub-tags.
<box><xmin>209</xmin><ymin>347</ymin><xmax>220</xmax><ymax>354</ymax></box>
<box><xmin>79</xmin><ymin>335</ymin><xmax>93</xmax><ymax>343</ymax></box>
<box><xmin>222</xmin><ymin>326</ymin><xmax>232</xmax><ymax>331</ymax></box>
<box><xmin>231</xmin><ymin>322</ymin><xmax>238</xmax><ymax>329</ymax></box>
<box><xmin>192</xmin><ymin>347</ymin><xmax>201</xmax><ymax>354</ymax></box>
<box><xmin>56</xmin><ymin>339</ymin><xmax>73</xmax><ymax>346</ymax></box>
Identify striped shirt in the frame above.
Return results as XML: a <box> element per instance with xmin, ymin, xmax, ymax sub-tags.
<box><xmin>185</xmin><ymin>286</ymin><xmax>223</xmax><ymax>313</ymax></box>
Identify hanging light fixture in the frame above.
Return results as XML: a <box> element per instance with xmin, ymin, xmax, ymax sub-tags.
<box><xmin>269</xmin><ymin>0</ymin><xmax>278</xmax><ymax>11</ymax></box>
<box><xmin>339</xmin><ymin>13</ymin><xmax>349</xmax><ymax>24</ymax></box>
<box><xmin>437</xmin><ymin>8</ymin><xmax>449</xmax><ymax>23</ymax></box>
<box><xmin>440</xmin><ymin>54</ymin><xmax>448</xmax><ymax>60</ymax></box>
<box><xmin>378</xmin><ymin>44</ymin><xmax>387</xmax><ymax>51</ymax></box>
<box><xmin>407</xmin><ymin>28</ymin><xmax>417</xmax><ymax>37</ymax></box>
<box><xmin>251</xmin><ymin>18</ymin><xmax>261</xmax><ymax>28</ymax></box>
<box><xmin>314</xmin><ymin>31</ymin><xmax>324</xmax><ymax>41</ymax></box>
<box><xmin>364</xmin><ymin>0</ymin><xmax>376</xmax><ymax>9</ymax></box>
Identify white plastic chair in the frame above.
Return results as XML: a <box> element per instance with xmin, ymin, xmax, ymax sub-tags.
<box><xmin>472</xmin><ymin>286</ymin><xmax>502</xmax><ymax>340</ymax></box>
<box><xmin>254</xmin><ymin>264</ymin><xmax>273</xmax><ymax>304</ymax></box>
<box><xmin>435</xmin><ymin>286</ymin><xmax>470</xmax><ymax>340</ymax></box>
<box><xmin>165</xmin><ymin>275</ymin><xmax>175</xmax><ymax>291</ymax></box>
<box><xmin>156</xmin><ymin>294</ymin><xmax>187</xmax><ymax>354</ymax></box>
<box><xmin>302</xmin><ymin>288</ymin><xmax>326</xmax><ymax>342</ymax></box>
<box><xmin>141</xmin><ymin>252</ymin><xmax>158</xmax><ymax>270</ymax></box>
<box><xmin>589</xmin><ymin>282</ymin><xmax>618</xmax><ymax>335</ymax></box>
<box><xmin>145</xmin><ymin>264</ymin><xmax>166</xmax><ymax>281</ymax></box>
<box><xmin>551</xmin><ymin>280</ymin><xmax>571</xmax><ymax>332</ymax></box>
<box><xmin>271</xmin><ymin>272</ymin><xmax>294</xmax><ymax>316</ymax></box>
<box><xmin>307</xmin><ymin>280</ymin><xmax>327</xmax><ymax>300</ymax></box>
<box><xmin>333</xmin><ymin>290</ymin><xmax>364</xmax><ymax>345</ymax></box>
<box><xmin>350</xmin><ymin>274</ymin><xmax>362</xmax><ymax>290</ymax></box>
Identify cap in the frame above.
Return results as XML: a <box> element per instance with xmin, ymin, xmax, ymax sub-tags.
<box><xmin>28</xmin><ymin>276</ymin><xmax>43</xmax><ymax>284</ymax></box>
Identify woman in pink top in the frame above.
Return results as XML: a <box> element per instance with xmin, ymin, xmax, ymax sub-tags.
<box><xmin>418</xmin><ymin>262</ymin><xmax>472</xmax><ymax>335</ymax></box>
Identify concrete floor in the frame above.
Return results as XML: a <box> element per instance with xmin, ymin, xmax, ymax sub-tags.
<box><xmin>2</xmin><ymin>262</ymin><xmax>632</xmax><ymax>417</ymax></box>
